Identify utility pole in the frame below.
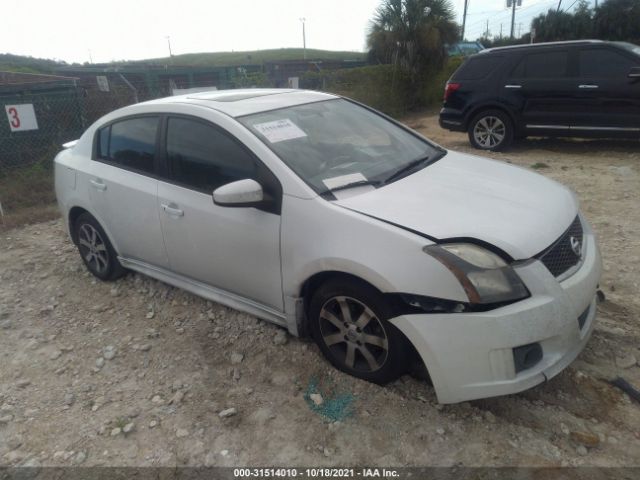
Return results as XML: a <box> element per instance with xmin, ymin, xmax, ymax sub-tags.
<box><xmin>510</xmin><ymin>0</ymin><xmax>517</xmax><ymax>39</ymax></box>
<box><xmin>461</xmin><ymin>0</ymin><xmax>469</xmax><ymax>41</ymax></box>
<box><xmin>300</xmin><ymin>18</ymin><xmax>307</xmax><ymax>60</ymax></box>
<box><xmin>485</xmin><ymin>19</ymin><xmax>490</xmax><ymax>38</ymax></box>
<box><xmin>500</xmin><ymin>23</ymin><xmax>503</xmax><ymax>39</ymax></box>
<box><xmin>165</xmin><ymin>36</ymin><xmax>173</xmax><ymax>57</ymax></box>
<box><xmin>557</xmin><ymin>0</ymin><xmax>562</xmax><ymax>11</ymax></box>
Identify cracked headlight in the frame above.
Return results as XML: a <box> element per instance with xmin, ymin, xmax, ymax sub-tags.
<box><xmin>424</xmin><ymin>243</ymin><xmax>529</xmax><ymax>305</ymax></box>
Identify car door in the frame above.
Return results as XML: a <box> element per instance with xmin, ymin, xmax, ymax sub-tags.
<box><xmin>573</xmin><ymin>46</ymin><xmax>640</xmax><ymax>131</ymax></box>
<box><xmin>89</xmin><ymin>115</ymin><xmax>169</xmax><ymax>268</ymax></box>
<box><xmin>504</xmin><ymin>49</ymin><xmax>575</xmax><ymax>134</ymax></box>
<box><xmin>157</xmin><ymin>115</ymin><xmax>284</xmax><ymax>311</ymax></box>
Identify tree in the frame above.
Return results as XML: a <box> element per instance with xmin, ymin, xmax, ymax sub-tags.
<box><xmin>367</xmin><ymin>0</ymin><xmax>459</xmax><ymax>84</ymax></box>
<box><xmin>594</xmin><ymin>0</ymin><xmax>640</xmax><ymax>44</ymax></box>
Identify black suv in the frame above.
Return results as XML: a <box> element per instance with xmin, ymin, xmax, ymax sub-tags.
<box><xmin>439</xmin><ymin>40</ymin><xmax>640</xmax><ymax>150</ymax></box>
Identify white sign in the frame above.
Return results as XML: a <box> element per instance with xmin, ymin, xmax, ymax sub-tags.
<box><xmin>288</xmin><ymin>76</ymin><xmax>299</xmax><ymax>89</ymax></box>
<box><xmin>96</xmin><ymin>75</ymin><xmax>110</xmax><ymax>92</ymax></box>
<box><xmin>322</xmin><ymin>173</ymin><xmax>368</xmax><ymax>191</ymax></box>
<box><xmin>253</xmin><ymin>119</ymin><xmax>307</xmax><ymax>143</ymax></box>
<box><xmin>5</xmin><ymin>104</ymin><xmax>38</xmax><ymax>132</ymax></box>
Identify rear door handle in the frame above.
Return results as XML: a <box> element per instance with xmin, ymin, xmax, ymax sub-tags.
<box><xmin>90</xmin><ymin>179</ymin><xmax>107</xmax><ymax>191</ymax></box>
<box><xmin>578</xmin><ymin>84</ymin><xmax>599</xmax><ymax>89</ymax></box>
<box><xmin>161</xmin><ymin>203</ymin><xmax>184</xmax><ymax>217</ymax></box>
<box><xmin>504</xmin><ymin>84</ymin><xmax>522</xmax><ymax>89</ymax></box>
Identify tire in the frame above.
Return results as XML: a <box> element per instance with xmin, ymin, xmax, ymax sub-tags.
<box><xmin>74</xmin><ymin>213</ymin><xmax>126</xmax><ymax>281</ymax></box>
<box><xmin>468</xmin><ymin>109</ymin><xmax>514</xmax><ymax>151</ymax></box>
<box><xmin>309</xmin><ymin>279</ymin><xmax>408</xmax><ymax>384</ymax></box>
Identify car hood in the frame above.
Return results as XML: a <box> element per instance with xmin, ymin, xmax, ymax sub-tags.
<box><xmin>333</xmin><ymin>151</ymin><xmax>578</xmax><ymax>260</ymax></box>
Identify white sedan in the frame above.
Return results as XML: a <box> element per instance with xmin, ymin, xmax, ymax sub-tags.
<box><xmin>54</xmin><ymin>89</ymin><xmax>601</xmax><ymax>403</ymax></box>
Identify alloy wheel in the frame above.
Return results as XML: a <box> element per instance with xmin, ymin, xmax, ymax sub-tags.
<box><xmin>78</xmin><ymin>223</ymin><xmax>109</xmax><ymax>275</ymax></box>
<box><xmin>318</xmin><ymin>296</ymin><xmax>389</xmax><ymax>373</ymax></box>
<box><xmin>473</xmin><ymin>116</ymin><xmax>506</xmax><ymax>149</ymax></box>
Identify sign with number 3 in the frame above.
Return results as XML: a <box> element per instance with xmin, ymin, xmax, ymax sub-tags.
<box><xmin>5</xmin><ymin>104</ymin><xmax>39</xmax><ymax>132</ymax></box>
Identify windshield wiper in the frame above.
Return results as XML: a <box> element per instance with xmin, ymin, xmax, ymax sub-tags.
<box><xmin>383</xmin><ymin>155</ymin><xmax>432</xmax><ymax>185</ymax></box>
<box><xmin>321</xmin><ymin>179</ymin><xmax>382</xmax><ymax>195</ymax></box>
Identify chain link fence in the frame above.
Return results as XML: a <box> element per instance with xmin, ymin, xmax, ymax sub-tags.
<box><xmin>0</xmin><ymin>81</ymin><xmax>151</xmax><ymax>226</ymax></box>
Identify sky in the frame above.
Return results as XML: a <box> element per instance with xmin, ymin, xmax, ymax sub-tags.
<box><xmin>2</xmin><ymin>0</ymin><xmax>598</xmax><ymax>64</ymax></box>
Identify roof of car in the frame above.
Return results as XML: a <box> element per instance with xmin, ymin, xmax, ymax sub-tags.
<box><xmin>140</xmin><ymin>88</ymin><xmax>338</xmax><ymax>117</ymax></box>
<box><xmin>481</xmin><ymin>39</ymin><xmax>606</xmax><ymax>54</ymax></box>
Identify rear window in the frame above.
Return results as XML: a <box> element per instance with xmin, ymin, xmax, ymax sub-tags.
<box><xmin>453</xmin><ymin>56</ymin><xmax>504</xmax><ymax>80</ymax></box>
<box><xmin>96</xmin><ymin>116</ymin><xmax>158</xmax><ymax>174</ymax></box>
<box><xmin>510</xmin><ymin>51</ymin><xmax>569</xmax><ymax>79</ymax></box>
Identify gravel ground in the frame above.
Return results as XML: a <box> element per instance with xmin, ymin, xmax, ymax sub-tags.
<box><xmin>1</xmin><ymin>113</ymin><xmax>639</xmax><ymax>468</ymax></box>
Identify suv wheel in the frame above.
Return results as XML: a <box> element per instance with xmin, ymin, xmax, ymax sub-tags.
<box><xmin>468</xmin><ymin>110</ymin><xmax>513</xmax><ymax>151</ymax></box>
<box><xmin>309</xmin><ymin>279</ymin><xmax>408</xmax><ymax>384</ymax></box>
<box><xmin>74</xmin><ymin>213</ymin><xmax>126</xmax><ymax>281</ymax></box>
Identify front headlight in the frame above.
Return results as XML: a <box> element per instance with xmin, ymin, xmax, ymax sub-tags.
<box><xmin>424</xmin><ymin>243</ymin><xmax>529</xmax><ymax>305</ymax></box>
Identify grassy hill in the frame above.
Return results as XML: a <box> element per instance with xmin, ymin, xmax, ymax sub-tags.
<box><xmin>139</xmin><ymin>48</ymin><xmax>366</xmax><ymax>66</ymax></box>
<box><xmin>0</xmin><ymin>53</ymin><xmax>67</xmax><ymax>74</ymax></box>
<box><xmin>0</xmin><ymin>48</ymin><xmax>367</xmax><ymax>74</ymax></box>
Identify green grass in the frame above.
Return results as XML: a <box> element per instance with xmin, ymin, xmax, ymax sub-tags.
<box><xmin>531</xmin><ymin>162</ymin><xmax>550</xmax><ymax>169</ymax></box>
<box><xmin>141</xmin><ymin>48</ymin><xmax>366</xmax><ymax>67</ymax></box>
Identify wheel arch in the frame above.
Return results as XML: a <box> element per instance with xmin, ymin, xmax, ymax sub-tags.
<box><xmin>297</xmin><ymin>270</ymin><xmax>427</xmax><ymax>379</ymax></box>
<box><xmin>68</xmin><ymin>206</ymin><xmax>90</xmax><ymax>245</ymax></box>
<box><xmin>464</xmin><ymin>103</ymin><xmax>518</xmax><ymax>132</ymax></box>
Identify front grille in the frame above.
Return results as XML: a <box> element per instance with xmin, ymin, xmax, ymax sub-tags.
<box><xmin>535</xmin><ymin>216</ymin><xmax>583</xmax><ymax>278</ymax></box>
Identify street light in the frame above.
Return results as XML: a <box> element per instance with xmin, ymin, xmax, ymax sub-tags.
<box><xmin>165</xmin><ymin>36</ymin><xmax>173</xmax><ymax>57</ymax></box>
<box><xmin>300</xmin><ymin>18</ymin><xmax>306</xmax><ymax>60</ymax></box>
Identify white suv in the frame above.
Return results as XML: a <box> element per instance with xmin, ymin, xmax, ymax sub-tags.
<box><xmin>55</xmin><ymin>89</ymin><xmax>602</xmax><ymax>403</ymax></box>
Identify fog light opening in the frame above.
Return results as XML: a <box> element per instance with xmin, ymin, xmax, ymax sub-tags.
<box><xmin>513</xmin><ymin>343</ymin><xmax>543</xmax><ymax>374</ymax></box>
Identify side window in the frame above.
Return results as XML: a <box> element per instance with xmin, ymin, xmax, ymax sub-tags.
<box><xmin>510</xmin><ymin>51</ymin><xmax>568</xmax><ymax>79</ymax></box>
<box><xmin>579</xmin><ymin>48</ymin><xmax>635</xmax><ymax>78</ymax></box>
<box><xmin>97</xmin><ymin>116</ymin><xmax>158</xmax><ymax>174</ymax></box>
<box><xmin>166</xmin><ymin>117</ymin><xmax>257</xmax><ymax>193</ymax></box>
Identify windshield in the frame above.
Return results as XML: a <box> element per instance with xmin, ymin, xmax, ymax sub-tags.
<box><xmin>238</xmin><ymin>99</ymin><xmax>441</xmax><ymax>194</ymax></box>
<box><xmin>616</xmin><ymin>42</ymin><xmax>640</xmax><ymax>56</ymax></box>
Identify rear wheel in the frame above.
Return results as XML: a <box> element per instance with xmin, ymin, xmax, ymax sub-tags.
<box><xmin>468</xmin><ymin>109</ymin><xmax>513</xmax><ymax>151</ymax></box>
<box><xmin>74</xmin><ymin>213</ymin><xmax>126</xmax><ymax>281</ymax></box>
<box><xmin>309</xmin><ymin>279</ymin><xmax>408</xmax><ymax>384</ymax></box>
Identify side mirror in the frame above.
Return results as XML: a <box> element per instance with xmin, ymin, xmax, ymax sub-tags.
<box><xmin>628</xmin><ymin>67</ymin><xmax>640</xmax><ymax>78</ymax></box>
<box><xmin>213</xmin><ymin>179</ymin><xmax>264</xmax><ymax>207</ymax></box>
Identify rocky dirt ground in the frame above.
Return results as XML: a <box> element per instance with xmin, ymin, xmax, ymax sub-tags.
<box><xmin>1</xmin><ymin>113</ymin><xmax>640</xmax><ymax>468</ymax></box>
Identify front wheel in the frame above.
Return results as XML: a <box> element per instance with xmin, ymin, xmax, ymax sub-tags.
<box><xmin>468</xmin><ymin>110</ymin><xmax>514</xmax><ymax>151</ymax></box>
<box><xmin>309</xmin><ymin>279</ymin><xmax>408</xmax><ymax>384</ymax></box>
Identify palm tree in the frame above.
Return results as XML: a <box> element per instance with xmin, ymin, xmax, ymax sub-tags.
<box><xmin>367</xmin><ymin>0</ymin><xmax>459</xmax><ymax>81</ymax></box>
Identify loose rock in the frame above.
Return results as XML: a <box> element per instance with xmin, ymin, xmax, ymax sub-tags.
<box><xmin>230</xmin><ymin>352</ymin><xmax>244</xmax><ymax>364</ymax></box>
<box><xmin>570</xmin><ymin>431</ymin><xmax>600</xmax><ymax>448</ymax></box>
<box><xmin>219</xmin><ymin>407</ymin><xmax>237</xmax><ymax>418</ymax></box>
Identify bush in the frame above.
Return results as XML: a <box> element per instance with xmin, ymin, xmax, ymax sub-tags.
<box><xmin>301</xmin><ymin>64</ymin><xmax>413</xmax><ymax>117</ymax></box>
<box><xmin>420</xmin><ymin>56</ymin><xmax>464</xmax><ymax>107</ymax></box>
<box><xmin>301</xmin><ymin>57</ymin><xmax>463</xmax><ymax>116</ymax></box>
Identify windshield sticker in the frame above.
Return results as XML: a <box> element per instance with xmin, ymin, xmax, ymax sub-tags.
<box><xmin>322</xmin><ymin>173</ymin><xmax>368</xmax><ymax>190</ymax></box>
<box><xmin>253</xmin><ymin>119</ymin><xmax>307</xmax><ymax>143</ymax></box>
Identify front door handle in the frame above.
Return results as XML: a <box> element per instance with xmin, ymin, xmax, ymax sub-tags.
<box><xmin>90</xmin><ymin>179</ymin><xmax>107</xmax><ymax>191</ymax></box>
<box><xmin>578</xmin><ymin>84</ymin><xmax>599</xmax><ymax>89</ymax></box>
<box><xmin>161</xmin><ymin>203</ymin><xmax>184</xmax><ymax>217</ymax></box>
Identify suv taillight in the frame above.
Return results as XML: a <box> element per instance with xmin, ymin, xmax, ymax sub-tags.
<box><xmin>444</xmin><ymin>82</ymin><xmax>461</xmax><ymax>101</ymax></box>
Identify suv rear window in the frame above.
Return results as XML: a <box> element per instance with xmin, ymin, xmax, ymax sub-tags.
<box><xmin>510</xmin><ymin>51</ymin><xmax>568</xmax><ymax>79</ymax></box>
<box><xmin>453</xmin><ymin>56</ymin><xmax>504</xmax><ymax>80</ymax></box>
